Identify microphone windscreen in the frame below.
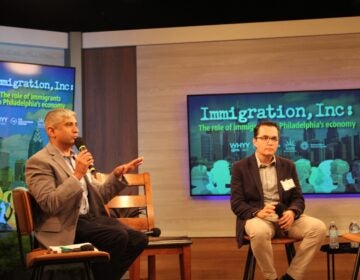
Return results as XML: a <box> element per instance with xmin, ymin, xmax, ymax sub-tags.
<box><xmin>61</xmin><ymin>244</ymin><xmax>95</xmax><ymax>253</ymax></box>
<box><xmin>275</xmin><ymin>202</ymin><xmax>287</xmax><ymax>218</ymax></box>
<box><xmin>151</xmin><ymin>227</ymin><xmax>161</xmax><ymax>237</ymax></box>
<box><xmin>74</xmin><ymin>137</ymin><xmax>86</xmax><ymax>151</ymax></box>
<box><xmin>80</xmin><ymin>244</ymin><xmax>95</xmax><ymax>251</ymax></box>
<box><xmin>74</xmin><ymin>137</ymin><xmax>96</xmax><ymax>174</ymax></box>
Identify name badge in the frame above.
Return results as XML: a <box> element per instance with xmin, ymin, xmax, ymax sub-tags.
<box><xmin>280</xmin><ymin>178</ymin><xmax>296</xmax><ymax>191</ymax></box>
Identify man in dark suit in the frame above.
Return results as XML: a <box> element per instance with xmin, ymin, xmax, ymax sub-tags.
<box><xmin>25</xmin><ymin>108</ymin><xmax>148</xmax><ymax>280</ymax></box>
<box><xmin>230</xmin><ymin>121</ymin><xmax>326</xmax><ymax>280</ymax></box>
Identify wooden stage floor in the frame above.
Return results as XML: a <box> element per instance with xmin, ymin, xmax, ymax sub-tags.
<box><xmin>135</xmin><ymin>237</ymin><xmax>358</xmax><ymax>280</ymax></box>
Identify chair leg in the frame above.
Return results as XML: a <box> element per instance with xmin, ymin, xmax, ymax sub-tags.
<box><xmin>15</xmin><ymin>213</ymin><xmax>26</xmax><ymax>267</ymax></box>
<box><xmin>30</xmin><ymin>268</ymin><xmax>37</xmax><ymax>280</ymax></box>
<box><xmin>351</xmin><ymin>247</ymin><xmax>360</xmax><ymax>280</ymax></box>
<box><xmin>129</xmin><ymin>257</ymin><xmax>141</xmax><ymax>280</ymax></box>
<box><xmin>148</xmin><ymin>255</ymin><xmax>156</xmax><ymax>280</ymax></box>
<box><xmin>84</xmin><ymin>262</ymin><xmax>95</xmax><ymax>280</ymax></box>
<box><xmin>243</xmin><ymin>245</ymin><xmax>256</xmax><ymax>280</ymax></box>
<box><xmin>179</xmin><ymin>246</ymin><xmax>191</xmax><ymax>280</ymax></box>
<box><xmin>31</xmin><ymin>266</ymin><xmax>43</xmax><ymax>280</ymax></box>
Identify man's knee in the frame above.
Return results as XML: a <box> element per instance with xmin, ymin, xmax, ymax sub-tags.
<box><xmin>314</xmin><ymin>220</ymin><xmax>327</xmax><ymax>239</ymax></box>
<box><xmin>248</xmin><ymin>228</ymin><xmax>273</xmax><ymax>241</ymax></box>
<box><xmin>128</xmin><ymin>230</ymin><xmax>149</xmax><ymax>251</ymax></box>
<box><xmin>304</xmin><ymin>217</ymin><xmax>327</xmax><ymax>241</ymax></box>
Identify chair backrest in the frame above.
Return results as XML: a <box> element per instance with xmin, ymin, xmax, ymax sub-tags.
<box><xmin>12</xmin><ymin>188</ymin><xmax>35</xmax><ymax>237</ymax></box>
<box><xmin>106</xmin><ymin>172</ymin><xmax>155</xmax><ymax>232</ymax></box>
<box><xmin>12</xmin><ymin>188</ymin><xmax>38</xmax><ymax>266</ymax></box>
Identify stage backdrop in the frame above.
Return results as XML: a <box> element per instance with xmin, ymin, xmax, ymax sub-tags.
<box><xmin>137</xmin><ymin>32</ymin><xmax>360</xmax><ymax>237</ymax></box>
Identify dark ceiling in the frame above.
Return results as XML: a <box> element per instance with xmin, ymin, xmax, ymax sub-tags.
<box><xmin>2</xmin><ymin>0</ymin><xmax>360</xmax><ymax>33</ymax></box>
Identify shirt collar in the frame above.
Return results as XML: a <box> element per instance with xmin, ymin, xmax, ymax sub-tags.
<box><xmin>255</xmin><ymin>154</ymin><xmax>276</xmax><ymax>169</ymax></box>
<box><xmin>62</xmin><ymin>149</ymin><xmax>76</xmax><ymax>159</ymax></box>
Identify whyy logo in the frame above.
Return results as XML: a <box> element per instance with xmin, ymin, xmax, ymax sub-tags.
<box><xmin>229</xmin><ymin>142</ymin><xmax>250</xmax><ymax>152</ymax></box>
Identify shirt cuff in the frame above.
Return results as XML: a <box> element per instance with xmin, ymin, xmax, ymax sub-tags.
<box><xmin>118</xmin><ymin>175</ymin><xmax>128</xmax><ymax>185</ymax></box>
<box><xmin>289</xmin><ymin>209</ymin><xmax>301</xmax><ymax>220</ymax></box>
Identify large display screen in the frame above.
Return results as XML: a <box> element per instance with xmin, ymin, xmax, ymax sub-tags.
<box><xmin>0</xmin><ymin>61</ymin><xmax>75</xmax><ymax>231</ymax></box>
<box><xmin>187</xmin><ymin>90</ymin><xmax>360</xmax><ymax>196</ymax></box>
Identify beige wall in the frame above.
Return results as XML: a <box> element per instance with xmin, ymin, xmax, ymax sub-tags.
<box><xmin>137</xmin><ymin>33</ymin><xmax>360</xmax><ymax>237</ymax></box>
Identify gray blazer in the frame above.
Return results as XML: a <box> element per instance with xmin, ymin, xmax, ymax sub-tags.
<box><xmin>230</xmin><ymin>154</ymin><xmax>305</xmax><ymax>247</ymax></box>
<box><xmin>25</xmin><ymin>143</ymin><xmax>126</xmax><ymax>248</ymax></box>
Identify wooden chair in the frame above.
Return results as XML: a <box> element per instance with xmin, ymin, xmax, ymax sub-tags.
<box><xmin>12</xmin><ymin>188</ymin><xmax>110</xmax><ymax>280</ymax></box>
<box><xmin>341</xmin><ymin>233</ymin><xmax>360</xmax><ymax>280</ymax></box>
<box><xmin>106</xmin><ymin>172</ymin><xmax>192</xmax><ymax>280</ymax></box>
<box><xmin>242</xmin><ymin>235</ymin><xmax>301</xmax><ymax>280</ymax></box>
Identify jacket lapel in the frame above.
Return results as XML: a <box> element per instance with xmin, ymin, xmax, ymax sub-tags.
<box><xmin>249</xmin><ymin>155</ymin><xmax>264</xmax><ymax>199</ymax></box>
<box><xmin>275</xmin><ymin>156</ymin><xmax>284</xmax><ymax>200</ymax></box>
<box><xmin>46</xmin><ymin>143</ymin><xmax>74</xmax><ymax>177</ymax></box>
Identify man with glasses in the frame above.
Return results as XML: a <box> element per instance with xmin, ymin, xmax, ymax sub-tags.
<box><xmin>230</xmin><ymin>121</ymin><xmax>326</xmax><ymax>280</ymax></box>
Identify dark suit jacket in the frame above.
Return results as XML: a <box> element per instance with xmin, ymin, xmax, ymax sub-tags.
<box><xmin>230</xmin><ymin>154</ymin><xmax>305</xmax><ymax>247</ymax></box>
<box><xmin>25</xmin><ymin>143</ymin><xmax>127</xmax><ymax>248</ymax></box>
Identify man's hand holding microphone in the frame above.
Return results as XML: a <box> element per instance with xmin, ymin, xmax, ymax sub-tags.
<box><xmin>255</xmin><ymin>202</ymin><xmax>295</xmax><ymax>230</ymax></box>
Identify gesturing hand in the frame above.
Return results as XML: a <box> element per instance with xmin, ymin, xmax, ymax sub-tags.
<box><xmin>113</xmin><ymin>157</ymin><xmax>144</xmax><ymax>178</ymax></box>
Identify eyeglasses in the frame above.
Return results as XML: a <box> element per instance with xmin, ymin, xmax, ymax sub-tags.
<box><xmin>256</xmin><ymin>136</ymin><xmax>279</xmax><ymax>143</ymax></box>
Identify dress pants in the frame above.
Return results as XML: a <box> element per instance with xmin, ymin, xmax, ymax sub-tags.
<box><xmin>245</xmin><ymin>215</ymin><xmax>326</xmax><ymax>280</ymax></box>
<box><xmin>75</xmin><ymin>214</ymin><xmax>148</xmax><ymax>280</ymax></box>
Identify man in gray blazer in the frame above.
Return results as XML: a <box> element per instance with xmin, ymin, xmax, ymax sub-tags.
<box><xmin>25</xmin><ymin>108</ymin><xmax>148</xmax><ymax>280</ymax></box>
<box><xmin>231</xmin><ymin>121</ymin><xmax>326</xmax><ymax>280</ymax></box>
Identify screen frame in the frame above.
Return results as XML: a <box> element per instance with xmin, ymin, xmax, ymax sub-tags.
<box><xmin>187</xmin><ymin>89</ymin><xmax>360</xmax><ymax>197</ymax></box>
<box><xmin>0</xmin><ymin>59</ymin><xmax>76</xmax><ymax>188</ymax></box>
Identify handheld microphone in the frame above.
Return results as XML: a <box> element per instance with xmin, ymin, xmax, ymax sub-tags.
<box><xmin>61</xmin><ymin>244</ymin><xmax>95</xmax><ymax>253</ymax></box>
<box><xmin>275</xmin><ymin>202</ymin><xmax>287</xmax><ymax>218</ymax></box>
<box><xmin>74</xmin><ymin>137</ymin><xmax>96</xmax><ymax>174</ymax></box>
<box><xmin>143</xmin><ymin>227</ymin><xmax>161</xmax><ymax>237</ymax></box>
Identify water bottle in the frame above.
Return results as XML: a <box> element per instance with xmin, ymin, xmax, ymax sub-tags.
<box><xmin>329</xmin><ymin>221</ymin><xmax>339</xmax><ymax>249</ymax></box>
<box><xmin>349</xmin><ymin>221</ymin><xmax>360</xmax><ymax>248</ymax></box>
